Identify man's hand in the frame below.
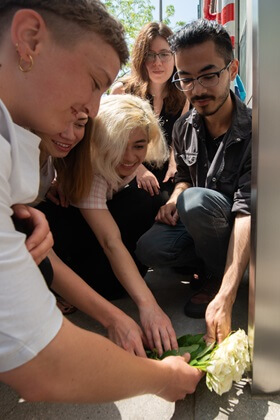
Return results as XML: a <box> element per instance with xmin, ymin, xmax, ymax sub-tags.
<box><xmin>205</xmin><ymin>214</ymin><xmax>251</xmax><ymax>344</ymax></box>
<box><xmin>204</xmin><ymin>293</ymin><xmax>232</xmax><ymax>344</ymax></box>
<box><xmin>158</xmin><ymin>353</ymin><xmax>204</xmax><ymax>401</ymax></box>
<box><xmin>12</xmin><ymin>204</ymin><xmax>53</xmax><ymax>265</ymax></box>
<box><xmin>139</xmin><ymin>301</ymin><xmax>178</xmax><ymax>356</ymax></box>
<box><xmin>107</xmin><ymin>313</ymin><xmax>148</xmax><ymax>358</ymax></box>
<box><xmin>155</xmin><ymin>202</ymin><xmax>178</xmax><ymax>226</ymax></box>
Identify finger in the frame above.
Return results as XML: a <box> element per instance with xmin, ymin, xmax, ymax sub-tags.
<box><xmin>159</xmin><ymin>328</ymin><xmax>172</xmax><ymax>352</ymax></box>
<box><xmin>173</xmin><ymin>210</ymin><xmax>179</xmax><ymax>223</ymax></box>
<box><xmin>203</xmin><ymin>328</ymin><xmax>216</xmax><ymax>345</ymax></box>
<box><xmin>134</xmin><ymin>341</ymin><xmax>147</xmax><ymax>358</ymax></box>
<box><xmin>152</xmin><ymin>329</ymin><xmax>163</xmax><ymax>357</ymax></box>
<box><xmin>167</xmin><ymin>326</ymin><xmax>178</xmax><ymax>350</ymax></box>
<box><xmin>141</xmin><ymin>333</ymin><xmax>149</xmax><ymax>350</ymax></box>
<box><xmin>27</xmin><ymin>231</ymin><xmax>53</xmax><ymax>256</ymax></box>
<box><xmin>28</xmin><ymin>232</ymin><xmax>53</xmax><ymax>264</ymax></box>
<box><xmin>181</xmin><ymin>352</ymin><xmax>191</xmax><ymax>363</ymax></box>
<box><xmin>145</xmin><ymin>328</ymin><xmax>155</xmax><ymax>352</ymax></box>
<box><xmin>145</xmin><ymin>182</ymin><xmax>155</xmax><ymax>197</ymax></box>
<box><xmin>152</xmin><ymin>185</ymin><xmax>160</xmax><ymax>195</ymax></box>
<box><xmin>164</xmin><ymin>213</ymin><xmax>176</xmax><ymax>226</ymax></box>
<box><xmin>25</xmin><ymin>222</ymin><xmax>52</xmax><ymax>251</ymax></box>
<box><xmin>59</xmin><ymin>193</ymin><xmax>68</xmax><ymax>207</ymax></box>
<box><xmin>46</xmin><ymin>192</ymin><xmax>60</xmax><ymax>205</ymax></box>
<box><xmin>12</xmin><ymin>204</ymin><xmax>31</xmax><ymax>219</ymax></box>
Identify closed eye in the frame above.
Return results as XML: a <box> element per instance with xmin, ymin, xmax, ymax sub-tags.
<box><xmin>92</xmin><ymin>78</ymin><xmax>100</xmax><ymax>91</ymax></box>
<box><xmin>200</xmin><ymin>73</ymin><xmax>217</xmax><ymax>81</ymax></box>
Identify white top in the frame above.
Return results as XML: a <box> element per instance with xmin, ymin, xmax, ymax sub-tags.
<box><xmin>0</xmin><ymin>99</ymin><xmax>62</xmax><ymax>373</ymax></box>
<box><xmin>76</xmin><ymin>173</ymin><xmax>135</xmax><ymax>209</ymax></box>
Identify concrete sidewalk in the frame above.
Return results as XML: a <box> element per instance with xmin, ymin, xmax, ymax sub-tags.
<box><xmin>1</xmin><ymin>268</ymin><xmax>280</xmax><ymax>419</ymax></box>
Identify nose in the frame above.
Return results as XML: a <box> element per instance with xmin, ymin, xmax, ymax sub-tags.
<box><xmin>60</xmin><ymin>124</ymin><xmax>76</xmax><ymax>141</ymax></box>
<box><xmin>191</xmin><ymin>79</ymin><xmax>207</xmax><ymax>95</ymax></box>
<box><xmin>153</xmin><ymin>54</ymin><xmax>162</xmax><ymax>65</ymax></box>
<box><xmin>123</xmin><ymin>147</ymin><xmax>135</xmax><ymax>163</ymax></box>
<box><xmin>84</xmin><ymin>92</ymin><xmax>102</xmax><ymax>119</ymax></box>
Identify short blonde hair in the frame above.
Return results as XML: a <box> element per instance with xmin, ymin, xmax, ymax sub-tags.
<box><xmin>92</xmin><ymin>94</ymin><xmax>169</xmax><ymax>188</ymax></box>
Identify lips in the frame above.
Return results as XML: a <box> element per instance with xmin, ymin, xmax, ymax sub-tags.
<box><xmin>195</xmin><ymin>99</ymin><xmax>211</xmax><ymax>106</ymax></box>
<box><xmin>120</xmin><ymin>162</ymin><xmax>137</xmax><ymax>167</ymax></box>
<box><xmin>192</xmin><ymin>96</ymin><xmax>214</xmax><ymax>107</ymax></box>
<box><xmin>52</xmin><ymin>140</ymin><xmax>72</xmax><ymax>152</ymax></box>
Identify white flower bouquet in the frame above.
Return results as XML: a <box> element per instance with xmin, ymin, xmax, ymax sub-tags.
<box><xmin>146</xmin><ymin>329</ymin><xmax>251</xmax><ymax>395</ymax></box>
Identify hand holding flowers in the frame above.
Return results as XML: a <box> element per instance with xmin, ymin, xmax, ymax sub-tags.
<box><xmin>147</xmin><ymin>329</ymin><xmax>251</xmax><ymax>395</ymax></box>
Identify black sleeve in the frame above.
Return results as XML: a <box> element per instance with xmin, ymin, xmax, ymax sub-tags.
<box><xmin>232</xmin><ymin>140</ymin><xmax>251</xmax><ymax>214</ymax></box>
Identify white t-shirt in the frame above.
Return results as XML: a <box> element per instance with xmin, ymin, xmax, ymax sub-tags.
<box><xmin>0</xmin><ymin>99</ymin><xmax>62</xmax><ymax>372</ymax></box>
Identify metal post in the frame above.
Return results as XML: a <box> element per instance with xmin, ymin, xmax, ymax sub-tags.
<box><xmin>159</xmin><ymin>0</ymin><xmax>163</xmax><ymax>21</ymax></box>
<box><xmin>249</xmin><ymin>0</ymin><xmax>280</xmax><ymax>395</ymax></box>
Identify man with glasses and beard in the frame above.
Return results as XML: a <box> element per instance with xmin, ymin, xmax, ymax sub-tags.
<box><xmin>136</xmin><ymin>19</ymin><xmax>251</xmax><ymax>345</ymax></box>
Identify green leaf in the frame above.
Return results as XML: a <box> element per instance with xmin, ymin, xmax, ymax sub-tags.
<box><xmin>195</xmin><ymin>342</ymin><xmax>216</xmax><ymax>361</ymax></box>
<box><xmin>177</xmin><ymin>333</ymin><xmax>205</xmax><ymax>347</ymax></box>
<box><xmin>160</xmin><ymin>344</ymin><xmax>200</xmax><ymax>360</ymax></box>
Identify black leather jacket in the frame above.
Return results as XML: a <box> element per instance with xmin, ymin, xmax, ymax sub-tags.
<box><xmin>173</xmin><ymin>91</ymin><xmax>251</xmax><ymax>214</ymax></box>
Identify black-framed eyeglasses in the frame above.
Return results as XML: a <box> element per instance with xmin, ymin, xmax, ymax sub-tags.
<box><xmin>172</xmin><ymin>61</ymin><xmax>232</xmax><ymax>91</ymax></box>
<box><xmin>145</xmin><ymin>51</ymin><xmax>173</xmax><ymax>63</ymax></box>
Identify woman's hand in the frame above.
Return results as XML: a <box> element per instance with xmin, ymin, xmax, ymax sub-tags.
<box><xmin>138</xmin><ymin>301</ymin><xmax>178</xmax><ymax>356</ymax></box>
<box><xmin>46</xmin><ymin>180</ymin><xmax>69</xmax><ymax>207</ymax></box>
<box><xmin>136</xmin><ymin>165</ymin><xmax>160</xmax><ymax>196</ymax></box>
<box><xmin>107</xmin><ymin>313</ymin><xmax>148</xmax><ymax>357</ymax></box>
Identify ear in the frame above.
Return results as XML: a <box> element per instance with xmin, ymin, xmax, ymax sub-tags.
<box><xmin>229</xmin><ymin>58</ymin><xmax>239</xmax><ymax>81</ymax></box>
<box><xmin>10</xmin><ymin>9</ymin><xmax>47</xmax><ymax>59</ymax></box>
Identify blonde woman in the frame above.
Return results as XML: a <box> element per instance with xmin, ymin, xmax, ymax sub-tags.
<box><xmin>42</xmin><ymin>94</ymin><xmax>177</xmax><ymax>355</ymax></box>
<box><xmin>77</xmin><ymin>94</ymin><xmax>179</xmax><ymax>354</ymax></box>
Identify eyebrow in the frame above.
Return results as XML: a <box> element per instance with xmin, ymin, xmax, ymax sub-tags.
<box><xmin>134</xmin><ymin>139</ymin><xmax>147</xmax><ymax>143</ymax></box>
<box><xmin>177</xmin><ymin>64</ymin><xmax>218</xmax><ymax>77</ymax></box>
<box><xmin>149</xmin><ymin>49</ymin><xmax>171</xmax><ymax>53</ymax></box>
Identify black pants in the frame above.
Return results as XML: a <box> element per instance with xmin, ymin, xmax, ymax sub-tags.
<box><xmin>37</xmin><ymin>182</ymin><xmax>167</xmax><ymax>300</ymax></box>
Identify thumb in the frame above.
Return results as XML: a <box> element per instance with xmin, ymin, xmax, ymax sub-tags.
<box><xmin>12</xmin><ymin>204</ymin><xmax>31</xmax><ymax>219</ymax></box>
<box><xmin>203</xmin><ymin>331</ymin><xmax>216</xmax><ymax>346</ymax></box>
<box><xmin>182</xmin><ymin>352</ymin><xmax>191</xmax><ymax>363</ymax></box>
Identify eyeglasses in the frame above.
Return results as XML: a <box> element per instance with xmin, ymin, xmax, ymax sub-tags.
<box><xmin>172</xmin><ymin>61</ymin><xmax>232</xmax><ymax>91</ymax></box>
<box><xmin>145</xmin><ymin>51</ymin><xmax>173</xmax><ymax>63</ymax></box>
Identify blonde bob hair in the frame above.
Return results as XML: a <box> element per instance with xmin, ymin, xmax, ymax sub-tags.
<box><xmin>92</xmin><ymin>94</ymin><xmax>169</xmax><ymax>189</ymax></box>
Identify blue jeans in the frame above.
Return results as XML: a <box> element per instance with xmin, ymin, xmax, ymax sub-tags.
<box><xmin>135</xmin><ymin>188</ymin><xmax>234</xmax><ymax>278</ymax></box>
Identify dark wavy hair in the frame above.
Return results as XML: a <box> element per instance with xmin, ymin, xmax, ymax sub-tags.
<box><xmin>119</xmin><ymin>22</ymin><xmax>185</xmax><ymax>114</ymax></box>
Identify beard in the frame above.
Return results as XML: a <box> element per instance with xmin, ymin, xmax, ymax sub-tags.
<box><xmin>190</xmin><ymin>82</ymin><xmax>231</xmax><ymax>117</ymax></box>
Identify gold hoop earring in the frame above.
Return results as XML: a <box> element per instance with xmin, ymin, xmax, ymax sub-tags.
<box><xmin>18</xmin><ymin>54</ymin><xmax>33</xmax><ymax>72</ymax></box>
